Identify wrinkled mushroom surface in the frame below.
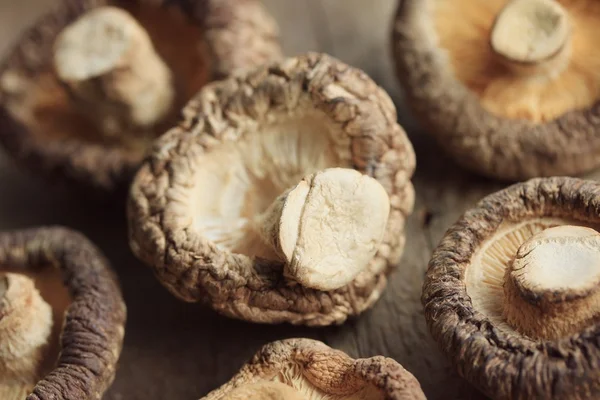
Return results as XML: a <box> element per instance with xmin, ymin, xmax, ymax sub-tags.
<box><xmin>0</xmin><ymin>0</ymin><xmax>281</xmax><ymax>194</ymax></box>
<box><xmin>392</xmin><ymin>0</ymin><xmax>600</xmax><ymax>180</ymax></box>
<box><xmin>423</xmin><ymin>177</ymin><xmax>600</xmax><ymax>399</ymax></box>
<box><xmin>202</xmin><ymin>338</ymin><xmax>426</xmax><ymax>400</ymax></box>
<box><xmin>0</xmin><ymin>227</ymin><xmax>125</xmax><ymax>400</ymax></box>
<box><xmin>128</xmin><ymin>52</ymin><xmax>415</xmax><ymax>326</ymax></box>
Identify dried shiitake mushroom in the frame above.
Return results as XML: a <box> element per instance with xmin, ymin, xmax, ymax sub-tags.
<box><xmin>201</xmin><ymin>339</ymin><xmax>426</xmax><ymax>400</ymax></box>
<box><xmin>0</xmin><ymin>0</ymin><xmax>281</xmax><ymax>194</ymax></box>
<box><xmin>0</xmin><ymin>227</ymin><xmax>125</xmax><ymax>399</ymax></box>
<box><xmin>392</xmin><ymin>0</ymin><xmax>600</xmax><ymax>180</ymax></box>
<box><xmin>423</xmin><ymin>177</ymin><xmax>600</xmax><ymax>399</ymax></box>
<box><xmin>128</xmin><ymin>53</ymin><xmax>416</xmax><ymax>325</ymax></box>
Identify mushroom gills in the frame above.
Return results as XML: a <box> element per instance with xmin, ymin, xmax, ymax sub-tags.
<box><xmin>191</xmin><ymin>116</ymin><xmax>387</xmax><ymax>291</ymax></box>
<box><xmin>222</xmin><ymin>381</ymin><xmax>304</xmax><ymax>400</ymax></box>
<box><xmin>193</xmin><ymin>114</ymin><xmax>379</xmax><ymax>279</ymax></box>
<box><xmin>0</xmin><ymin>273</ymin><xmax>53</xmax><ymax>399</ymax></box>
<box><xmin>433</xmin><ymin>0</ymin><xmax>600</xmax><ymax>122</ymax></box>
<box><xmin>467</xmin><ymin>218</ymin><xmax>600</xmax><ymax>339</ymax></box>
<box><xmin>272</xmin><ymin>362</ymin><xmax>384</xmax><ymax>400</ymax></box>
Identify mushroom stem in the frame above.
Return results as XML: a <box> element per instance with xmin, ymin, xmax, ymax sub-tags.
<box><xmin>222</xmin><ymin>381</ymin><xmax>304</xmax><ymax>400</ymax></box>
<box><xmin>503</xmin><ymin>225</ymin><xmax>600</xmax><ymax>340</ymax></box>
<box><xmin>490</xmin><ymin>0</ymin><xmax>572</xmax><ymax>76</ymax></box>
<box><xmin>253</xmin><ymin>167</ymin><xmax>390</xmax><ymax>291</ymax></box>
<box><xmin>53</xmin><ymin>6</ymin><xmax>174</xmax><ymax>137</ymax></box>
<box><xmin>0</xmin><ymin>273</ymin><xmax>53</xmax><ymax>398</ymax></box>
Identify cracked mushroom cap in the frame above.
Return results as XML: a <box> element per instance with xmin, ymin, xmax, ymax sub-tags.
<box><xmin>423</xmin><ymin>177</ymin><xmax>600</xmax><ymax>399</ymax></box>
<box><xmin>0</xmin><ymin>0</ymin><xmax>281</xmax><ymax>195</ymax></box>
<box><xmin>201</xmin><ymin>339</ymin><xmax>426</xmax><ymax>400</ymax></box>
<box><xmin>128</xmin><ymin>52</ymin><xmax>416</xmax><ymax>326</ymax></box>
<box><xmin>0</xmin><ymin>227</ymin><xmax>125</xmax><ymax>400</ymax></box>
<box><xmin>392</xmin><ymin>0</ymin><xmax>600</xmax><ymax>180</ymax></box>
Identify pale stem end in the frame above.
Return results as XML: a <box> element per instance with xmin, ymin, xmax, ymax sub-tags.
<box><xmin>254</xmin><ymin>167</ymin><xmax>390</xmax><ymax>291</ymax></box>
<box><xmin>53</xmin><ymin>6</ymin><xmax>175</xmax><ymax>137</ymax></box>
<box><xmin>490</xmin><ymin>0</ymin><xmax>571</xmax><ymax>75</ymax></box>
<box><xmin>503</xmin><ymin>225</ymin><xmax>600</xmax><ymax>340</ymax></box>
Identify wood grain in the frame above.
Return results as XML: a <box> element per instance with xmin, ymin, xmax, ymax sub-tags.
<box><xmin>4</xmin><ymin>0</ymin><xmax>595</xmax><ymax>399</ymax></box>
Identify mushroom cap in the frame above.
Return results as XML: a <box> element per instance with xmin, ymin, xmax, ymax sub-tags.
<box><xmin>423</xmin><ymin>177</ymin><xmax>600</xmax><ymax>399</ymax></box>
<box><xmin>0</xmin><ymin>0</ymin><xmax>281</xmax><ymax>195</ymax></box>
<box><xmin>391</xmin><ymin>0</ymin><xmax>600</xmax><ymax>180</ymax></box>
<box><xmin>201</xmin><ymin>338</ymin><xmax>426</xmax><ymax>400</ymax></box>
<box><xmin>127</xmin><ymin>52</ymin><xmax>416</xmax><ymax>326</ymax></box>
<box><xmin>0</xmin><ymin>227</ymin><xmax>126</xmax><ymax>400</ymax></box>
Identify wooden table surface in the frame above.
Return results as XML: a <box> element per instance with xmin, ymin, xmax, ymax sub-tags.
<box><xmin>3</xmin><ymin>1</ymin><xmax>592</xmax><ymax>399</ymax></box>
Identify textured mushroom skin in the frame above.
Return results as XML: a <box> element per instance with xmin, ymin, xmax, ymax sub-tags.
<box><xmin>391</xmin><ymin>0</ymin><xmax>600</xmax><ymax>180</ymax></box>
<box><xmin>0</xmin><ymin>227</ymin><xmax>126</xmax><ymax>400</ymax></box>
<box><xmin>128</xmin><ymin>53</ymin><xmax>416</xmax><ymax>326</ymax></box>
<box><xmin>202</xmin><ymin>339</ymin><xmax>426</xmax><ymax>400</ymax></box>
<box><xmin>0</xmin><ymin>0</ymin><xmax>281</xmax><ymax>194</ymax></box>
<box><xmin>423</xmin><ymin>177</ymin><xmax>600</xmax><ymax>399</ymax></box>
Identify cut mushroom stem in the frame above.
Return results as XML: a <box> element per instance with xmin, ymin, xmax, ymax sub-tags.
<box><xmin>253</xmin><ymin>167</ymin><xmax>390</xmax><ymax>291</ymax></box>
<box><xmin>503</xmin><ymin>225</ymin><xmax>600</xmax><ymax>340</ymax></box>
<box><xmin>53</xmin><ymin>6</ymin><xmax>174</xmax><ymax>137</ymax></box>
<box><xmin>223</xmin><ymin>381</ymin><xmax>304</xmax><ymax>400</ymax></box>
<box><xmin>490</xmin><ymin>0</ymin><xmax>572</xmax><ymax>76</ymax></box>
<box><xmin>0</xmin><ymin>273</ymin><xmax>53</xmax><ymax>399</ymax></box>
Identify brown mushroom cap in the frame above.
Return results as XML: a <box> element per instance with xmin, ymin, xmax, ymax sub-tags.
<box><xmin>201</xmin><ymin>338</ymin><xmax>426</xmax><ymax>400</ymax></box>
<box><xmin>423</xmin><ymin>177</ymin><xmax>600</xmax><ymax>399</ymax></box>
<box><xmin>0</xmin><ymin>0</ymin><xmax>281</xmax><ymax>194</ymax></box>
<box><xmin>128</xmin><ymin>52</ymin><xmax>416</xmax><ymax>326</ymax></box>
<box><xmin>392</xmin><ymin>0</ymin><xmax>600</xmax><ymax>180</ymax></box>
<box><xmin>0</xmin><ymin>227</ymin><xmax>126</xmax><ymax>400</ymax></box>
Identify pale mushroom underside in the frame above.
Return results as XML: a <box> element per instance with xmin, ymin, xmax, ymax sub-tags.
<box><xmin>216</xmin><ymin>362</ymin><xmax>384</xmax><ymax>400</ymax></box>
<box><xmin>433</xmin><ymin>0</ymin><xmax>600</xmax><ymax>122</ymax></box>
<box><xmin>274</xmin><ymin>363</ymin><xmax>382</xmax><ymax>400</ymax></box>
<box><xmin>0</xmin><ymin>270</ymin><xmax>72</xmax><ymax>400</ymax></box>
<box><xmin>193</xmin><ymin>111</ymin><xmax>352</xmax><ymax>261</ymax></box>
<box><xmin>466</xmin><ymin>216</ymin><xmax>600</xmax><ymax>337</ymax></box>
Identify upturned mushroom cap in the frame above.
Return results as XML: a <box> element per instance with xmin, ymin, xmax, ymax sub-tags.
<box><xmin>0</xmin><ymin>227</ymin><xmax>126</xmax><ymax>400</ymax></box>
<box><xmin>392</xmin><ymin>0</ymin><xmax>600</xmax><ymax>180</ymax></box>
<box><xmin>201</xmin><ymin>338</ymin><xmax>426</xmax><ymax>400</ymax></box>
<box><xmin>0</xmin><ymin>0</ymin><xmax>281</xmax><ymax>195</ymax></box>
<box><xmin>423</xmin><ymin>177</ymin><xmax>600</xmax><ymax>399</ymax></box>
<box><xmin>128</xmin><ymin>53</ymin><xmax>415</xmax><ymax>326</ymax></box>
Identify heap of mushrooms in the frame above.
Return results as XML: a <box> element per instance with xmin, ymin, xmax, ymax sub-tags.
<box><xmin>0</xmin><ymin>0</ymin><xmax>281</xmax><ymax>194</ymax></box>
<box><xmin>423</xmin><ymin>177</ymin><xmax>600</xmax><ymax>399</ymax></box>
<box><xmin>0</xmin><ymin>227</ymin><xmax>125</xmax><ymax>399</ymax></box>
<box><xmin>128</xmin><ymin>53</ymin><xmax>415</xmax><ymax>325</ymax></box>
<box><xmin>392</xmin><ymin>0</ymin><xmax>600</xmax><ymax>180</ymax></box>
<box><xmin>201</xmin><ymin>339</ymin><xmax>426</xmax><ymax>400</ymax></box>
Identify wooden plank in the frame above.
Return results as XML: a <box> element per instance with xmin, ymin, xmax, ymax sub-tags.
<box><xmin>10</xmin><ymin>0</ymin><xmax>599</xmax><ymax>399</ymax></box>
<box><xmin>261</xmin><ymin>0</ymin><xmax>322</xmax><ymax>56</ymax></box>
<box><xmin>314</xmin><ymin>0</ymin><xmax>401</xmax><ymax>99</ymax></box>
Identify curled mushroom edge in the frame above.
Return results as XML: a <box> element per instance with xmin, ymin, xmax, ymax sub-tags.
<box><xmin>201</xmin><ymin>339</ymin><xmax>426</xmax><ymax>400</ymax></box>
<box><xmin>0</xmin><ymin>227</ymin><xmax>125</xmax><ymax>400</ymax></box>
